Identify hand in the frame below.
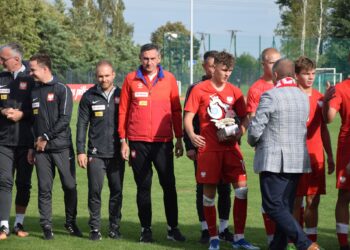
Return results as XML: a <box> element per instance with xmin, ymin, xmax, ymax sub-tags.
<box><xmin>77</xmin><ymin>153</ymin><xmax>88</xmax><ymax>169</ymax></box>
<box><xmin>6</xmin><ymin>109</ymin><xmax>23</xmax><ymax>122</ymax></box>
<box><xmin>120</xmin><ymin>141</ymin><xmax>130</xmax><ymax>161</ymax></box>
<box><xmin>327</xmin><ymin>157</ymin><xmax>335</xmax><ymax>175</ymax></box>
<box><xmin>1</xmin><ymin>107</ymin><xmax>12</xmax><ymax>117</ymax></box>
<box><xmin>189</xmin><ymin>133</ymin><xmax>206</xmax><ymax>148</ymax></box>
<box><xmin>27</xmin><ymin>149</ymin><xmax>35</xmax><ymax>165</ymax></box>
<box><xmin>35</xmin><ymin>136</ymin><xmax>47</xmax><ymax>152</ymax></box>
<box><xmin>174</xmin><ymin>138</ymin><xmax>183</xmax><ymax>158</ymax></box>
<box><xmin>323</xmin><ymin>82</ymin><xmax>335</xmax><ymax>102</ymax></box>
<box><xmin>186</xmin><ymin>149</ymin><xmax>197</xmax><ymax>161</ymax></box>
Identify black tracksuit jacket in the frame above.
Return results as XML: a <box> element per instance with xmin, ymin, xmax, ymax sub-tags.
<box><xmin>76</xmin><ymin>85</ymin><xmax>121</xmax><ymax>158</ymax></box>
<box><xmin>31</xmin><ymin>77</ymin><xmax>73</xmax><ymax>151</ymax></box>
<box><xmin>0</xmin><ymin>66</ymin><xmax>34</xmax><ymax>147</ymax></box>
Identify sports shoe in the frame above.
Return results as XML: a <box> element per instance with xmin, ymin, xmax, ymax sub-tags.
<box><xmin>89</xmin><ymin>229</ymin><xmax>102</xmax><ymax>241</ymax></box>
<box><xmin>219</xmin><ymin>228</ymin><xmax>233</xmax><ymax>242</ymax></box>
<box><xmin>140</xmin><ymin>227</ymin><xmax>153</xmax><ymax>243</ymax></box>
<box><xmin>13</xmin><ymin>223</ymin><xmax>29</xmax><ymax>237</ymax></box>
<box><xmin>199</xmin><ymin>229</ymin><xmax>210</xmax><ymax>244</ymax></box>
<box><xmin>64</xmin><ymin>222</ymin><xmax>83</xmax><ymax>237</ymax></box>
<box><xmin>42</xmin><ymin>225</ymin><xmax>54</xmax><ymax>240</ymax></box>
<box><xmin>287</xmin><ymin>243</ymin><xmax>297</xmax><ymax>250</ymax></box>
<box><xmin>209</xmin><ymin>238</ymin><xmax>220</xmax><ymax>250</ymax></box>
<box><xmin>0</xmin><ymin>225</ymin><xmax>10</xmax><ymax>240</ymax></box>
<box><xmin>109</xmin><ymin>224</ymin><xmax>121</xmax><ymax>239</ymax></box>
<box><xmin>167</xmin><ymin>227</ymin><xmax>186</xmax><ymax>242</ymax></box>
<box><xmin>232</xmin><ymin>238</ymin><xmax>260</xmax><ymax>249</ymax></box>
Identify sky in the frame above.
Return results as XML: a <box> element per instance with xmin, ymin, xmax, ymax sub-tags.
<box><xmin>123</xmin><ymin>0</ymin><xmax>282</xmax><ymax>58</ymax></box>
<box><xmin>58</xmin><ymin>0</ymin><xmax>282</xmax><ymax>58</ymax></box>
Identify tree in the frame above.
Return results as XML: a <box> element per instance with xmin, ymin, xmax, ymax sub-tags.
<box><xmin>0</xmin><ymin>0</ymin><xmax>43</xmax><ymax>57</ymax></box>
<box><xmin>232</xmin><ymin>53</ymin><xmax>260</xmax><ymax>86</ymax></box>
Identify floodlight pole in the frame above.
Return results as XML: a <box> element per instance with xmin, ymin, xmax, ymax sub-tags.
<box><xmin>190</xmin><ymin>0</ymin><xmax>194</xmax><ymax>85</ymax></box>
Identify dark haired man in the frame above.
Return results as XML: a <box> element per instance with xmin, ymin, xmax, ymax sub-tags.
<box><xmin>27</xmin><ymin>54</ymin><xmax>81</xmax><ymax>240</ymax></box>
<box><xmin>118</xmin><ymin>44</ymin><xmax>185</xmax><ymax>243</ymax></box>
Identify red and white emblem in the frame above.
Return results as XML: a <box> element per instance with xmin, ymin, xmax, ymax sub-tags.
<box><xmin>131</xmin><ymin>150</ymin><xmax>136</xmax><ymax>158</ymax></box>
<box><xmin>47</xmin><ymin>93</ymin><xmax>54</xmax><ymax>102</ymax></box>
<box><xmin>115</xmin><ymin>97</ymin><xmax>120</xmax><ymax>104</ymax></box>
<box><xmin>19</xmin><ymin>82</ymin><xmax>27</xmax><ymax>90</ymax></box>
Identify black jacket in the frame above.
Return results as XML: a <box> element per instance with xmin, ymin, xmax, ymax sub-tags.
<box><xmin>76</xmin><ymin>85</ymin><xmax>121</xmax><ymax>158</ymax></box>
<box><xmin>0</xmin><ymin>66</ymin><xmax>35</xmax><ymax>147</ymax></box>
<box><xmin>31</xmin><ymin>77</ymin><xmax>73</xmax><ymax>151</ymax></box>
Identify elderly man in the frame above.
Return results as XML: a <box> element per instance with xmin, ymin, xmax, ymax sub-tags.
<box><xmin>247</xmin><ymin>58</ymin><xmax>320</xmax><ymax>250</ymax></box>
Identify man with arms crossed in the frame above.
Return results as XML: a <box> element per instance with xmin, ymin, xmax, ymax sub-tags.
<box><xmin>27</xmin><ymin>54</ymin><xmax>81</xmax><ymax>240</ymax></box>
<box><xmin>246</xmin><ymin>48</ymin><xmax>281</xmax><ymax>244</ymax></box>
<box><xmin>77</xmin><ymin>60</ymin><xmax>125</xmax><ymax>241</ymax></box>
<box><xmin>323</xmin><ymin>51</ymin><xmax>350</xmax><ymax>250</ymax></box>
<box><xmin>183</xmin><ymin>50</ymin><xmax>233</xmax><ymax>244</ymax></box>
<box><xmin>184</xmin><ymin>51</ymin><xmax>259</xmax><ymax>250</ymax></box>
<box><xmin>291</xmin><ymin>56</ymin><xmax>334</xmax><ymax>247</ymax></box>
<box><xmin>118</xmin><ymin>43</ymin><xmax>185</xmax><ymax>243</ymax></box>
<box><xmin>248</xmin><ymin>58</ymin><xmax>320</xmax><ymax>250</ymax></box>
<box><xmin>0</xmin><ymin>43</ymin><xmax>34</xmax><ymax>239</ymax></box>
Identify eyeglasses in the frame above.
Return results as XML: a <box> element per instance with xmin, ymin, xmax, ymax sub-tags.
<box><xmin>0</xmin><ymin>56</ymin><xmax>15</xmax><ymax>63</ymax></box>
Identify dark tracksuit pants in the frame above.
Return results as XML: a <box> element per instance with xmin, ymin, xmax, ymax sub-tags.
<box><xmin>0</xmin><ymin>145</ymin><xmax>33</xmax><ymax>221</ymax></box>
<box><xmin>87</xmin><ymin>157</ymin><xmax>125</xmax><ymax>230</ymax></box>
<box><xmin>193</xmin><ymin>160</ymin><xmax>231</xmax><ymax>222</ymax></box>
<box><xmin>260</xmin><ymin>172</ymin><xmax>312</xmax><ymax>250</ymax></box>
<box><xmin>35</xmin><ymin>147</ymin><xmax>77</xmax><ymax>227</ymax></box>
<box><xmin>129</xmin><ymin>141</ymin><xmax>178</xmax><ymax>229</ymax></box>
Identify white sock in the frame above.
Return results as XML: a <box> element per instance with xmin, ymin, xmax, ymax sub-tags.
<box><xmin>14</xmin><ymin>214</ymin><xmax>25</xmax><ymax>226</ymax></box>
<box><xmin>0</xmin><ymin>220</ymin><xmax>9</xmax><ymax>229</ymax></box>
<box><xmin>219</xmin><ymin>219</ymin><xmax>228</xmax><ymax>233</ymax></box>
<box><xmin>201</xmin><ymin>221</ymin><xmax>208</xmax><ymax>230</ymax></box>
<box><xmin>267</xmin><ymin>234</ymin><xmax>274</xmax><ymax>244</ymax></box>
<box><xmin>305</xmin><ymin>227</ymin><xmax>317</xmax><ymax>235</ymax></box>
<box><xmin>234</xmin><ymin>233</ymin><xmax>244</xmax><ymax>242</ymax></box>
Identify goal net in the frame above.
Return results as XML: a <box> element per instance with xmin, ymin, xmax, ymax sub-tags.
<box><xmin>315</xmin><ymin>68</ymin><xmax>343</xmax><ymax>93</ymax></box>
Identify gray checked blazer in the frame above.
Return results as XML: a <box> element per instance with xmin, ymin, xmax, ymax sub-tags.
<box><xmin>247</xmin><ymin>86</ymin><xmax>311</xmax><ymax>174</ymax></box>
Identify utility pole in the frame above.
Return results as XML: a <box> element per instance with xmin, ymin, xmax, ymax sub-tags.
<box><xmin>227</xmin><ymin>29</ymin><xmax>241</xmax><ymax>57</ymax></box>
<box><xmin>197</xmin><ymin>32</ymin><xmax>211</xmax><ymax>52</ymax></box>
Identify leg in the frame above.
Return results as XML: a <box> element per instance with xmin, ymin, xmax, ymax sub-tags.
<box><xmin>35</xmin><ymin>152</ymin><xmax>55</xmax><ymax>228</ymax></box>
<box><xmin>0</xmin><ymin>146</ymin><xmax>15</xmax><ymax>239</ymax></box>
<box><xmin>293</xmin><ymin>196</ymin><xmax>304</xmax><ymax>227</ymax></box>
<box><xmin>13</xmin><ymin>147</ymin><xmax>33</xmax><ymax>236</ymax></box>
<box><xmin>336</xmin><ymin>189</ymin><xmax>350</xmax><ymax>248</ymax></box>
<box><xmin>217</xmin><ymin>181</ymin><xmax>232</xmax><ymax>237</ymax></box>
<box><xmin>152</xmin><ymin>142</ymin><xmax>178</xmax><ymax>228</ymax></box>
<box><xmin>304</xmin><ymin>194</ymin><xmax>320</xmax><ymax>242</ymax></box>
<box><xmin>260</xmin><ymin>172</ymin><xmax>312</xmax><ymax>250</ymax></box>
<box><xmin>106</xmin><ymin>157</ymin><xmax>125</xmax><ymax>238</ymax></box>
<box><xmin>87</xmin><ymin>157</ymin><xmax>106</xmax><ymax>231</ymax></box>
<box><xmin>129</xmin><ymin>142</ymin><xmax>153</xmax><ymax>229</ymax></box>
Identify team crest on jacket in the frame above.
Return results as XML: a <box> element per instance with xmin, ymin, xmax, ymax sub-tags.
<box><xmin>115</xmin><ymin>97</ymin><xmax>120</xmax><ymax>104</ymax></box>
<box><xmin>131</xmin><ymin>150</ymin><xmax>136</xmax><ymax>158</ymax></box>
<box><xmin>19</xmin><ymin>82</ymin><xmax>27</xmax><ymax>90</ymax></box>
<box><xmin>137</xmin><ymin>82</ymin><xmax>144</xmax><ymax>89</ymax></box>
<box><xmin>47</xmin><ymin>93</ymin><xmax>54</xmax><ymax>102</ymax></box>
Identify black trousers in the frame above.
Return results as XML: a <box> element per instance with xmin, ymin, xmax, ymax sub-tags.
<box><xmin>193</xmin><ymin>160</ymin><xmax>231</xmax><ymax>222</ymax></box>
<box><xmin>0</xmin><ymin>145</ymin><xmax>33</xmax><ymax>221</ymax></box>
<box><xmin>129</xmin><ymin>141</ymin><xmax>178</xmax><ymax>229</ymax></box>
<box><xmin>35</xmin><ymin>147</ymin><xmax>77</xmax><ymax>227</ymax></box>
<box><xmin>260</xmin><ymin>172</ymin><xmax>312</xmax><ymax>250</ymax></box>
<box><xmin>87</xmin><ymin>157</ymin><xmax>125</xmax><ymax>230</ymax></box>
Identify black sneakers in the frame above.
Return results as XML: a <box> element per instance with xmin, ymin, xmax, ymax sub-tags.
<box><xmin>219</xmin><ymin>227</ymin><xmax>234</xmax><ymax>242</ymax></box>
<box><xmin>64</xmin><ymin>222</ymin><xmax>83</xmax><ymax>237</ymax></box>
<box><xmin>42</xmin><ymin>225</ymin><xmax>54</xmax><ymax>240</ymax></box>
<box><xmin>108</xmin><ymin>224</ymin><xmax>121</xmax><ymax>239</ymax></box>
<box><xmin>140</xmin><ymin>227</ymin><xmax>154</xmax><ymax>243</ymax></box>
<box><xmin>199</xmin><ymin>229</ymin><xmax>210</xmax><ymax>244</ymax></box>
<box><xmin>89</xmin><ymin>229</ymin><xmax>102</xmax><ymax>241</ymax></box>
<box><xmin>167</xmin><ymin>227</ymin><xmax>186</xmax><ymax>242</ymax></box>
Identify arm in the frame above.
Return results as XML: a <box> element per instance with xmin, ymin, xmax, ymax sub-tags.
<box><xmin>321</xmin><ymin>122</ymin><xmax>335</xmax><ymax>174</ymax></box>
<box><xmin>322</xmin><ymin>85</ymin><xmax>337</xmax><ymax>123</ymax></box>
<box><xmin>118</xmin><ymin>77</ymin><xmax>131</xmax><ymax>161</ymax></box>
<box><xmin>183</xmin><ymin>85</ymin><xmax>197</xmax><ymax>157</ymax></box>
<box><xmin>247</xmin><ymin>92</ymin><xmax>274</xmax><ymax>147</ymax></box>
<box><xmin>76</xmin><ymin>94</ymin><xmax>90</xmax><ymax>168</ymax></box>
<box><xmin>184</xmin><ymin>111</ymin><xmax>206</xmax><ymax>148</ymax></box>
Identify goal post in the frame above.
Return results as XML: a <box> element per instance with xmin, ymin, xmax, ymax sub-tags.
<box><xmin>315</xmin><ymin>68</ymin><xmax>343</xmax><ymax>93</ymax></box>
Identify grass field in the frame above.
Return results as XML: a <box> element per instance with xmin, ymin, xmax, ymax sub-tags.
<box><xmin>1</xmin><ymin>103</ymin><xmax>343</xmax><ymax>250</ymax></box>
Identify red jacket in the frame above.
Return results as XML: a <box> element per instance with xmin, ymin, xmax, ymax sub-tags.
<box><xmin>118</xmin><ymin>65</ymin><xmax>183</xmax><ymax>142</ymax></box>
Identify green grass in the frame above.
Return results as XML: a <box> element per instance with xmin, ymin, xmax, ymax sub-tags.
<box><xmin>2</xmin><ymin>104</ymin><xmax>342</xmax><ymax>250</ymax></box>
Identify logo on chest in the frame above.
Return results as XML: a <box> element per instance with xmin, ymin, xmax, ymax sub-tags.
<box><xmin>47</xmin><ymin>93</ymin><xmax>54</xmax><ymax>102</ymax></box>
<box><xmin>19</xmin><ymin>82</ymin><xmax>27</xmax><ymax>90</ymax></box>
